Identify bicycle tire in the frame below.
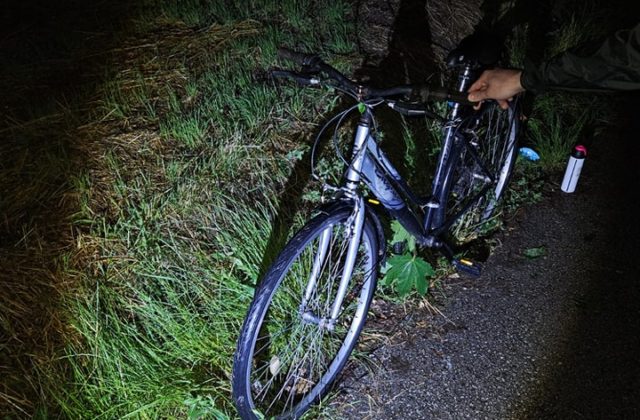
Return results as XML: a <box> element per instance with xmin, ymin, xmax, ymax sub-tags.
<box><xmin>232</xmin><ymin>205</ymin><xmax>380</xmax><ymax>419</ymax></box>
<box><xmin>437</xmin><ymin>99</ymin><xmax>521</xmax><ymax>242</ymax></box>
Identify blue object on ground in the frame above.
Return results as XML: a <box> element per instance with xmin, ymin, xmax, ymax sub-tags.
<box><xmin>519</xmin><ymin>147</ymin><xmax>540</xmax><ymax>161</ymax></box>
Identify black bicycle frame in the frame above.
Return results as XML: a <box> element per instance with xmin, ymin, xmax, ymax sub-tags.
<box><xmin>358</xmin><ymin>64</ymin><xmax>481</xmax><ymax>250</ymax></box>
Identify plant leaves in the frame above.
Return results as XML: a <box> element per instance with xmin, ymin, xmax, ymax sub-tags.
<box><xmin>523</xmin><ymin>246</ymin><xmax>547</xmax><ymax>259</ymax></box>
<box><xmin>390</xmin><ymin>220</ymin><xmax>416</xmax><ymax>253</ymax></box>
<box><xmin>415</xmin><ymin>272</ymin><xmax>429</xmax><ymax>296</ymax></box>
<box><xmin>383</xmin><ymin>254</ymin><xmax>434</xmax><ymax>297</ymax></box>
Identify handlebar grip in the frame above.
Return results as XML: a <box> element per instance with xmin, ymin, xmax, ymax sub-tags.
<box><xmin>276</xmin><ymin>47</ymin><xmax>356</xmax><ymax>91</ymax></box>
<box><xmin>419</xmin><ymin>86</ymin><xmax>477</xmax><ymax>106</ymax></box>
<box><xmin>388</xmin><ymin>101</ymin><xmax>445</xmax><ymax>121</ymax></box>
<box><xmin>388</xmin><ymin>102</ymin><xmax>428</xmax><ymax>117</ymax></box>
<box><xmin>277</xmin><ymin>48</ymin><xmax>321</xmax><ymax>67</ymax></box>
<box><xmin>366</xmin><ymin>85</ymin><xmax>413</xmax><ymax>98</ymax></box>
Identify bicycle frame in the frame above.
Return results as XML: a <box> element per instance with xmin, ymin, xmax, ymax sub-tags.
<box><xmin>341</xmin><ymin>65</ymin><xmax>479</xmax><ymax>251</ymax></box>
<box><xmin>305</xmin><ymin>64</ymin><xmax>513</xmax><ymax>318</ymax></box>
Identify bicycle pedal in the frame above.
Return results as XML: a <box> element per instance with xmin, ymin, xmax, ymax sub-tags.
<box><xmin>453</xmin><ymin>258</ymin><xmax>482</xmax><ymax>276</ymax></box>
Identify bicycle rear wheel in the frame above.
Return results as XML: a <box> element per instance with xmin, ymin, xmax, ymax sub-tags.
<box><xmin>438</xmin><ymin>99</ymin><xmax>520</xmax><ymax>242</ymax></box>
<box><xmin>232</xmin><ymin>205</ymin><xmax>380</xmax><ymax>419</ymax></box>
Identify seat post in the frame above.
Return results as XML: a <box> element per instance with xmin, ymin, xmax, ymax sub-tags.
<box><xmin>445</xmin><ymin>64</ymin><xmax>474</xmax><ymax>123</ymax></box>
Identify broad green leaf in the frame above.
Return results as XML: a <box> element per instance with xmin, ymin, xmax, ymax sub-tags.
<box><xmin>383</xmin><ymin>254</ymin><xmax>434</xmax><ymax>297</ymax></box>
<box><xmin>390</xmin><ymin>220</ymin><xmax>416</xmax><ymax>253</ymax></box>
<box><xmin>415</xmin><ymin>273</ymin><xmax>429</xmax><ymax>296</ymax></box>
<box><xmin>382</xmin><ymin>254</ymin><xmax>410</xmax><ymax>288</ymax></box>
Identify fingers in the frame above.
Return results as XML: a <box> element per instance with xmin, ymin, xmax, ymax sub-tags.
<box><xmin>467</xmin><ymin>79</ymin><xmax>487</xmax><ymax>102</ymax></box>
<box><xmin>467</xmin><ymin>78</ymin><xmax>487</xmax><ymax>93</ymax></box>
<box><xmin>468</xmin><ymin>90</ymin><xmax>488</xmax><ymax>103</ymax></box>
<box><xmin>466</xmin><ymin>68</ymin><xmax>524</xmax><ymax>107</ymax></box>
<box><xmin>471</xmin><ymin>98</ymin><xmax>508</xmax><ymax>111</ymax></box>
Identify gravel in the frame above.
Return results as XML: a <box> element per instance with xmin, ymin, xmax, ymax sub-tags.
<box><xmin>330</xmin><ymin>101</ymin><xmax>640</xmax><ymax>419</ymax></box>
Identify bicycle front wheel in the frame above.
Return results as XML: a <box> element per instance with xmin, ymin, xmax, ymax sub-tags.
<box><xmin>438</xmin><ymin>99</ymin><xmax>521</xmax><ymax>242</ymax></box>
<box><xmin>232</xmin><ymin>205</ymin><xmax>380</xmax><ymax>419</ymax></box>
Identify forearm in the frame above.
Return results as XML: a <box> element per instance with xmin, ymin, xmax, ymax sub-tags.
<box><xmin>521</xmin><ymin>23</ymin><xmax>640</xmax><ymax>93</ymax></box>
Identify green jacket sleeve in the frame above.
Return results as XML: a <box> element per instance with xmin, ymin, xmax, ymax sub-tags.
<box><xmin>521</xmin><ymin>23</ymin><xmax>640</xmax><ymax>93</ymax></box>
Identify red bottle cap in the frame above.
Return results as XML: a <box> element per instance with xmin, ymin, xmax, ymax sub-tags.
<box><xmin>573</xmin><ymin>145</ymin><xmax>587</xmax><ymax>158</ymax></box>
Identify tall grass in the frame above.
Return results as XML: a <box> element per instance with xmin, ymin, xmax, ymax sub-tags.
<box><xmin>20</xmin><ymin>1</ymin><xmax>358</xmax><ymax>418</ymax></box>
<box><xmin>527</xmin><ymin>94</ymin><xmax>595</xmax><ymax>170</ymax></box>
<box><xmin>525</xmin><ymin>4</ymin><xmax>611</xmax><ymax>173</ymax></box>
<box><xmin>1</xmin><ymin>0</ymin><xmax>357</xmax><ymax>417</ymax></box>
<box><xmin>57</xmin><ymin>196</ymin><xmax>274</xmax><ymax>417</ymax></box>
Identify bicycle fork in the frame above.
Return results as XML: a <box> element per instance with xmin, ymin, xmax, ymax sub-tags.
<box><xmin>300</xmin><ymin>113</ymin><xmax>371</xmax><ymax>331</ymax></box>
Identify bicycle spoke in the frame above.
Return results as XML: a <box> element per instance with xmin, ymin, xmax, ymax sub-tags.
<box><xmin>240</xmin><ymin>211</ymin><xmax>376</xmax><ymax>418</ymax></box>
<box><xmin>442</xmin><ymin>101</ymin><xmax>519</xmax><ymax>242</ymax></box>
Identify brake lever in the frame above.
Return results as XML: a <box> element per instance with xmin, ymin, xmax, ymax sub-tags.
<box><xmin>387</xmin><ymin>101</ymin><xmax>446</xmax><ymax>122</ymax></box>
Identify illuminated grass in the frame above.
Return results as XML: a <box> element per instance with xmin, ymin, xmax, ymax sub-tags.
<box><xmin>1</xmin><ymin>0</ymin><xmax>356</xmax><ymax>417</ymax></box>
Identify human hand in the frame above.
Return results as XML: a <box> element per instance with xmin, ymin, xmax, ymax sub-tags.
<box><xmin>467</xmin><ymin>68</ymin><xmax>525</xmax><ymax>109</ymax></box>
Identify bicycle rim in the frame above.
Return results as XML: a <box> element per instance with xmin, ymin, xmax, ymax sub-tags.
<box><xmin>440</xmin><ymin>100</ymin><xmax>520</xmax><ymax>243</ymax></box>
<box><xmin>233</xmin><ymin>208</ymin><xmax>378</xmax><ymax>419</ymax></box>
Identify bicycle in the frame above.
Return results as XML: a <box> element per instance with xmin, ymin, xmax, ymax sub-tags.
<box><xmin>232</xmin><ymin>40</ymin><xmax>521</xmax><ymax>419</ymax></box>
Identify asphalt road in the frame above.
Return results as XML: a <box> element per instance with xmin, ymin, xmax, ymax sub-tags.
<box><xmin>332</xmin><ymin>100</ymin><xmax>640</xmax><ymax>419</ymax></box>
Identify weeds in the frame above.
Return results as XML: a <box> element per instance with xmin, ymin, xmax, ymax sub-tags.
<box><xmin>526</xmin><ymin>93</ymin><xmax>595</xmax><ymax>171</ymax></box>
<box><xmin>382</xmin><ymin>222</ymin><xmax>435</xmax><ymax>298</ymax></box>
<box><xmin>525</xmin><ymin>4</ymin><xmax>610</xmax><ymax>172</ymax></box>
<box><xmin>516</xmin><ymin>5</ymin><xmax>612</xmax><ymax>180</ymax></box>
<box><xmin>545</xmin><ymin>7</ymin><xmax>607</xmax><ymax>59</ymax></box>
<box><xmin>1</xmin><ymin>0</ymin><xmax>357</xmax><ymax>417</ymax></box>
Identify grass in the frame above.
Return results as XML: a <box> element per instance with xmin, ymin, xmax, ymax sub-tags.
<box><xmin>526</xmin><ymin>94</ymin><xmax>595</xmax><ymax>171</ymax></box>
<box><xmin>523</xmin><ymin>3</ymin><xmax>614</xmax><ymax>174</ymax></box>
<box><xmin>57</xmin><ymin>197</ymin><xmax>274</xmax><ymax>418</ymax></box>
<box><xmin>1</xmin><ymin>0</ymin><xmax>357</xmax><ymax>417</ymax></box>
<box><xmin>57</xmin><ymin>10</ymin><xmax>355</xmax><ymax>417</ymax></box>
<box><xmin>544</xmin><ymin>4</ymin><xmax>608</xmax><ymax>59</ymax></box>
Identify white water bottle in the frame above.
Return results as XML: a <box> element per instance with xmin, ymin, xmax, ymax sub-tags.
<box><xmin>561</xmin><ymin>145</ymin><xmax>587</xmax><ymax>193</ymax></box>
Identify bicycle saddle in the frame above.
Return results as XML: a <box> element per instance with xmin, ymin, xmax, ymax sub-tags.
<box><xmin>446</xmin><ymin>31</ymin><xmax>502</xmax><ymax>68</ymax></box>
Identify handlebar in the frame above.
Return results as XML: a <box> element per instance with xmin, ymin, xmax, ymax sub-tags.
<box><xmin>417</xmin><ymin>86</ymin><xmax>475</xmax><ymax>106</ymax></box>
<box><xmin>271</xmin><ymin>70</ymin><xmax>321</xmax><ymax>87</ymax></box>
<box><xmin>387</xmin><ymin>101</ymin><xmax>445</xmax><ymax>121</ymax></box>
<box><xmin>277</xmin><ymin>48</ymin><xmax>357</xmax><ymax>91</ymax></box>
<box><xmin>274</xmin><ymin>48</ymin><xmax>478</xmax><ymax>107</ymax></box>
